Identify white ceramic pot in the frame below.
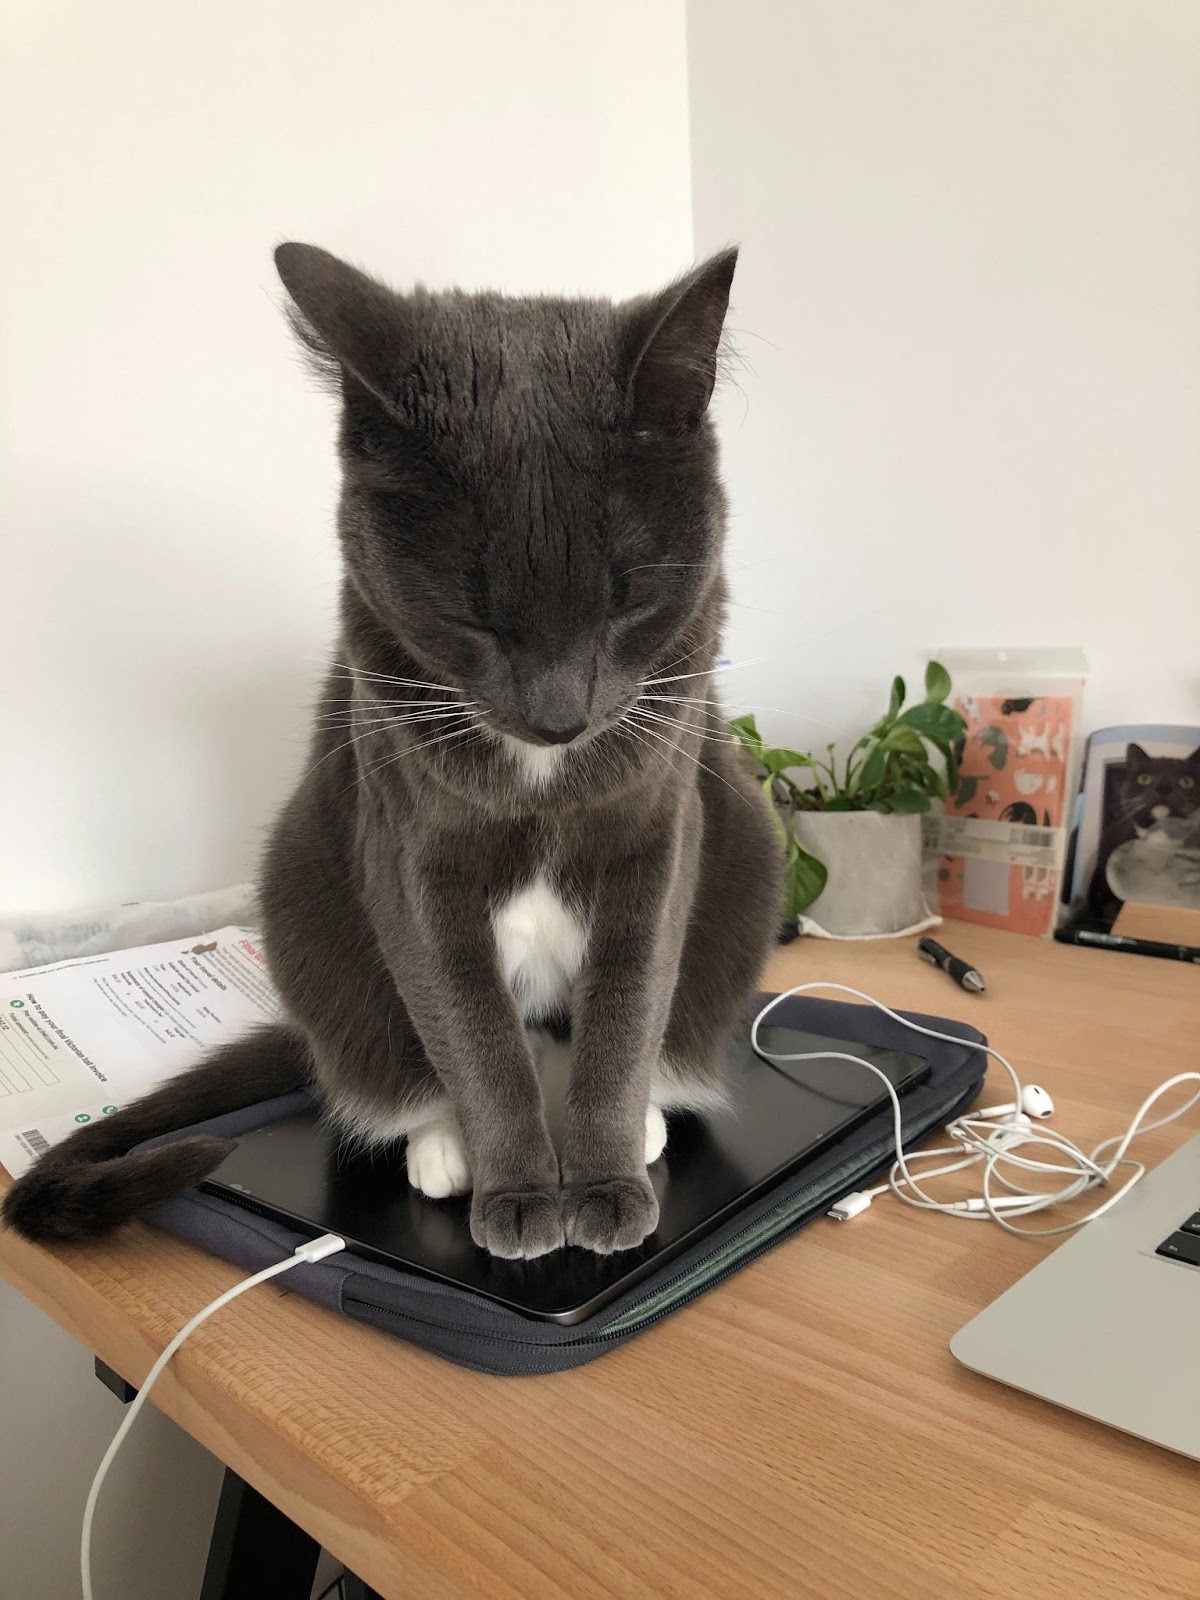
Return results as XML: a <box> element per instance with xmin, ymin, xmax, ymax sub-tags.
<box><xmin>791</xmin><ymin>810</ymin><xmax>929</xmax><ymax>937</ymax></box>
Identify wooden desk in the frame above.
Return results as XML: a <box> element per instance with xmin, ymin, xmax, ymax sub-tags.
<box><xmin>2</xmin><ymin>925</ymin><xmax>1198</xmax><ymax>1599</ymax></box>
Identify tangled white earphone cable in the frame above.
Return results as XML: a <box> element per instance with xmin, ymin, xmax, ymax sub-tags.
<box><xmin>751</xmin><ymin>983</ymin><xmax>1200</xmax><ymax>1238</ymax></box>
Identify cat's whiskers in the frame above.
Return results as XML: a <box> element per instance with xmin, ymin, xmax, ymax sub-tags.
<box><xmin>460</xmin><ymin>710</ymin><xmax>499</xmax><ymax>739</ymax></box>
<box><xmin>629</xmin><ymin>706</ymin><xmax>739</xmax><ymax>746</ymax></box>
<box><xmin>617</xmin><ymin>713</ymin><xmax>756</xmax><ymax>811</ymax></box>
<box><xmin>315</xmin><ymin>715</ymin><xmax>471</xmax><ymax>737</ymax></box>
<box><xmin>316</xmin><ymin>708</ymin><xmax>469</xmax><ymax>728</ymax></box>
<box><xmin>318</xmin><ymin>697</ymin><xmax>476</xmax><ymax>709</ymax></box>
<box><xmin>452</xmin><ymin>705</ymin><xmax>499</xmax><ymax>737</ymax></box>
<box><xmin>640</xmin><ymin>692</ymin><xmax>836</xmax><ymax>732</ymax></box>
<box><xmin>620</xmin><ymin>562</ymin><xmax>711</xmax><ymax>576</ymax></box>
<box><xmin>621</xmin><ymin>556</ymin><xmax>773</xmax><ymax>579</ymax></box>
<box><xmin>609</xmin><ymin>717</ymin><xmax>700</xmax><ymax>795</ymax></box>
<box><xmin>640</xmin><ymin>658</ymin><xmax>764</xmax><ymax>688</ymax></box>
<box><xmin>307</xmin><ymin>707</ymin><xmax>476</xmax><ymax>782</ymax></box>
<box><xmin>323</xmin><ymin>660</ymin><xmax>466</xmax><ymax>695</ymax></box>
<box><xmin>351</xmin><ymin>674</ymin><xmax>465</xmax><ymax>694</ymax></box>
<box><xmin>354</xmin><ymin>721</ymin><xmax>484</xmax><ymax>785</ymax></box>
<box><xmin>646</xmin><ymin>632</ymin><xmax>723</xmax><ymax>681</ymax></box>
<box><xmin>580</xmin><ymin>723</ymin><xmax>628</xmax><ymax>787</ymax></box>
<box><xmin>304</xmin><ymin>724</ymin><xmax>424</xmax><ymax>782</ymax></box>
<box><xmin>610</xmin><ymin>717</ymin><xmax>671</xmax><ymax>771</ymax></box>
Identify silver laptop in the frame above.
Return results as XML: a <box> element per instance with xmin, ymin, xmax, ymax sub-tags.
<box><xmin>951</xmin><ymin>1131</ymin><xmax>1200</xmax><ymax>1460</ymax></box>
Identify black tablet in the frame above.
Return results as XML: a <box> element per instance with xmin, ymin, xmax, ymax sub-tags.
<box><xmin>202</xmin><ymin>1025</ymin><xmax>927</xmax><ymax>1325</ymax></box>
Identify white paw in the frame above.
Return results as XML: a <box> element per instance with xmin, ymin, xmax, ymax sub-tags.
<box><xmin>644</xmin><ymin>1104</ymin><xmax>668</xmax><ymax>1165</ymax></box>
<box><xmin>406</xmin><ymin>1119</ymin><xmax>473</xmax><ymax>1199</ymax></box>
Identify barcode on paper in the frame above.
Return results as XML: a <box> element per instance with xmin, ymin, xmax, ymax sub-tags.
<box><xmin>19</xmin><ymin>1128</ymin><xmax>50</xmax><ymax>1158</ymax></box>
<box><xmin>922</xmin><ymin>815</ymin><xmax>1064</xmax><ymax>870</ymax></box>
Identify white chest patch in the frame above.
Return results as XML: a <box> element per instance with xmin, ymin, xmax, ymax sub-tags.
<box><xmin>499</xmin><ymin>734</ymin><xmax>567</xmax><ymax>788</ymax></box>
<box><xmin>492</xmin><ymin>875</ymin><xmax>587</xmax><ymax>1021</ymax></box>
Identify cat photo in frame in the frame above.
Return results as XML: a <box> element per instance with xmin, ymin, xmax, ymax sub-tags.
<box><xmin>1063</xmin><ymin>725</ymin><xmax>1200</xmax><ymax>933</ymax></box>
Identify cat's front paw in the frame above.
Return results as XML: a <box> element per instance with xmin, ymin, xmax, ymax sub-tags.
<box><xmin>562</xmin><ymin>1174</ymin><xmax>659</xmax><ymax>1255</ymax></box>
<box><xmin>644</xmin><ymin>1104</ymin><xmax>668</xmax><ymax>1164</ymax></box>
<box><xmin>470</xmin><ymin>1185</ymin><xmax>564</xmax><ymax>1259</ymax></box>
<box><xmin>406</xmin><ymin>1118</ymin><xmax>472</xmax><ymax>1199</ymax></box>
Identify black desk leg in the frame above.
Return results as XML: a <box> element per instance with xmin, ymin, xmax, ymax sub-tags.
<box><xmin>343</xmin><ymin>1576</ymin><xmax>386</xmax><ymax>1600</ymax></box>
<box><xmin>199</xmin><ymin>1468</ymin><xmax>321</xmax><ymax>1600</ymax></box>
<box><xmin>94</xmin><ymin>1356</ymin><xmax>138</xmax><ymax>1405</ymax></box>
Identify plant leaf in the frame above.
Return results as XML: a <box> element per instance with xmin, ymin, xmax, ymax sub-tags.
<box><xmin>761</xmin><ymin>777</ymin><xmax>790</xmax><ymax>848</ymax></box>
<box><xmin>923</xmin><ymin>660</ymin><xmax>952</xmax><ymax>703</ymax></box>
<box><xmin>858</xmin><ymin>745</ymin><xmax>887</xmax><ymax>792</ymax></box>
<box><xmin>899</xmin><ymin>701</ymin><xmax>964</xmax><ymax>742</ymax></box>
<box><xmin>905</xmin><ymin>763</ymin><xmax>934</xmax><ymax>791</ymax></box>
<box><xmin>819</xmin><ymin>794</ymin><xmax>856</xmax><ymax>812</ymax></box>
<box><xmin>761</xmin><ymin>747</ymin><xmax>815</xmax><ymax>776</ymax></box>
<box><xmin>887</xmin><ymin>787</ymin><xmax>932</xmax><ymax>813</ymax></box>
<box><xmin>887</xmin><ymin>675</ymin><xmax>905</xmax><ymax>720</ymax></box>
<box><xmin>783</xmin><ymin>838</ymin><xmax>828</xmax><ymax>916</ymax></box>
<box><xmin>727</xmin><ymin>714</ymin><xmax>763</xmax><ymax>760</ymax></box>
<box><xmin>879</xmin><ymin>724</ymin><xmax>926</xmax><ymax>757</ymax></box>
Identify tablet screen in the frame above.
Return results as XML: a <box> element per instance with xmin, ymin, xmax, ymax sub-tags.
<box><xmin>203</xmin><ymin>1025</ymin><xmax>927</xmax><ymax>1323</ymax></box>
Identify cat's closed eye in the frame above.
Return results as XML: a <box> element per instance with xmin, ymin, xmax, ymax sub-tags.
<box><xmin>608</xmin><ymin>593</ymin><xmax>661</xmax><ymax>632</ymax></box>
<box><xmin>609</xmin><ymin>570</ymin><xmax>632</xmax><ymax>611</ymax></box>
<box><xmin>448</xmin><ymin>618</ymin><xmax>498</xmax><ymax>641</ymax></box>
<box><xmin>608</xmin><ymin>570</ymin><xmax>669</xmax><ymax>624</ymax></box>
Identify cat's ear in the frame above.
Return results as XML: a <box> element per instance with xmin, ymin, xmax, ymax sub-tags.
<box><xmin>1125</xmin><ymin>743</ymin><xmax>1150</xmax><ymax>770</ymax></box>
<box><xmin>623</xmin><ymin>248</ymin><xmax>738</xmax><ymax>434</ymax></box>
<box><xmin>275</xmin><ymin>243</ymin><xmax>411</xmax><ymax>411</ymax></box>
<box><xmin>1188</xmin><ymin>745</ymin><xmax>1200</xmax><ymax>766</ymax></box>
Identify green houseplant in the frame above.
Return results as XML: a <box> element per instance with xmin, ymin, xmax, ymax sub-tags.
<box><xmin>730</xmin><ymin>662</ymin><xmax>966</xmax><ymax>933</ymax></box>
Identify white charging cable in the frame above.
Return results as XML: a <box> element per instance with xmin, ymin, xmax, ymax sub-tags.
<box><xmin>82</xmin><ymin>1232</ymin><xmax>346</xmax><ymax>1600</ymax></box>
<box><xmin>752</xmin><ymin>983</ymin><xmax>1200</xmax><ymax>1239</ymax></box>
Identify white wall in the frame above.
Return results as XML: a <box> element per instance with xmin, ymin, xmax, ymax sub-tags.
<box><xmin>0</xmin><ymin>5</ymin><xmax>692</xmax><ymax>1595</ymax></box>
<box><xmin>687</xmin><ymin>0</ymin><xmax>1200</xmax><ymax>748</ymax></box>
<box><xmin>1</xmin><ymin>0</ymin><xmax>693</xmax><ymax>916</ymax></box>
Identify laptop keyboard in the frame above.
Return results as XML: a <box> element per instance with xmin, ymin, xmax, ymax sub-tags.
<box><xmin>1156</xmin><ymin>1211</ymin><xmax>1200</xmax><ymax>1267</ymax></box>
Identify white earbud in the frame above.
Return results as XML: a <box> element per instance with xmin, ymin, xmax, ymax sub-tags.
<box><xmin>976</xmin><ymin>1085</ymin><xmax>1054</xmax><ymax>1121</ymax></box>
<box><xmin>988</xmin><ymin>1113</ymin><xmax>1033</xmax><ymax>1152</ymax></box>
<box><xmin>755</xmin><ymin>980</ymin><xmax>1200</xmax><ymax>1242</ymax></box>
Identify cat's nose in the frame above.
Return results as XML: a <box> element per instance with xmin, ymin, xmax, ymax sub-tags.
<box><xmin>517</xmin><ymin>655</ymin><xmax>593</xmax><ymax>747</ymax></box>
<box><xmin>525</xmin><ymin>717</ymin><xmax>587</xmax><ymax>746</ymax></box>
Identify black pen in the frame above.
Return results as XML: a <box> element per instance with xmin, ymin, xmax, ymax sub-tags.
<box><xmin>917</xmin><ymin>936</ymin><xmax>986</xmax><ymax>994</ymax></box>
<box><xmin>1055</xmin><ymin>926</ymin><xmax>1200</xmax><ymax>964</ymax></box>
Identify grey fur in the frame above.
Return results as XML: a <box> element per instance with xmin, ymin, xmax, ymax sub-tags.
<box><xmin>4</xmin><ymin>245</ymin><xmax>781</xmax><ymax>1259</ymax></box>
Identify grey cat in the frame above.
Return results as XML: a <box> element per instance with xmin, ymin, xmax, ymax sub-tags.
<box><xmin>1086</xmin><ymin>743</ymin><xmax>1200</xmax><ymax>920</ymax></box>
<box><xmin>4</xmin><ymin>244</ymin><xmax>781</xmax><ymax>1260</ymax></box>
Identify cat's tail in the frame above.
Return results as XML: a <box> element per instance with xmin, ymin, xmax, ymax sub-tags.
<box><xmin>1</xmin><ymin>1024</ymin><xmax>309</xmax><ymax>1244</ymax></box>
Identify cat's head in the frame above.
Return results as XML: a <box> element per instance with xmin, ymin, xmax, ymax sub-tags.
<box><xmin>1121</xmin><ymin>743</ymin><xmax>1200</xmax><ymax>827</ymax></box>
<box><xmin>275</xmin><ymin>243</ymin><xmax>736</xmax><ymax>748</ymax></box>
